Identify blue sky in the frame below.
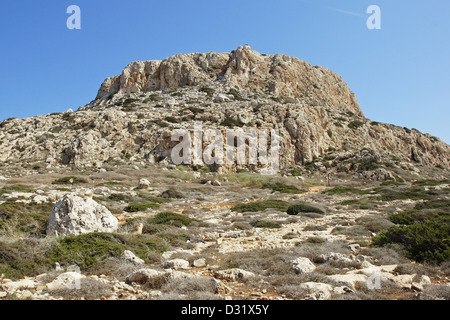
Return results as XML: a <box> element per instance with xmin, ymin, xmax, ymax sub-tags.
<box><xmin>0</xmin><ymin>0</ymin><xmax>449</xmax><ymax>143</ymax></box>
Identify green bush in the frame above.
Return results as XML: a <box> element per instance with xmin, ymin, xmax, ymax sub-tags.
<box><xmin>148</xmin><ymin>212</ymin><xmax>195</xmax><ymax>227</ymax></box>
<box><xmin>199</xmin><ymin>86</ymin><xmax>215</xmax><ymax>97</ymax></box>
<box><xmin>124</xmin><ymin>203</ymin><xmax>160</xmax><ymax>212</ymax></box>
<box><xmin>375</xmin><ymin>187</ymin><xmax>435</xmax><ymax>201</ymax></box>
<box><xmin>164</xmin><ymin>116</ymin><xmax>180</xmax><ymax>123</ymax></box>
<box><xmin>373</xmin><ymin>196</ymin><xmax>450</xmax><ymax>263</ymax></box>
<box><xmin>323</xmin><ymin>186</ymin><xmax>372</xmax><ymax>195</ymax></box>
<box><xmin>251</xmin><ymin>220</ymin><xmax>282</xmax><ymax>229</ymax></box>
<box><xmin>107</xmin><ymin>193</ymin><xmax>132</xmax><ymax>202</ymax></box>
<box><xmin>262</xmin><ymin>183</ymin><xmax>306</xmax><ymax>194</ymax></box>
<box><xmin>286</xmin><ymin>203</ymin><xmax>324</xmax><ymax>215</ymax></box>
<box><xmin>372</xmin><ymin>219</ymin><xmax>449</xmax><ymax>263</ymax></box>
<box><xmin>48</xmin><ymin>233</ymin><xmax>168</xmax><ymax>270</ymax></box>
<box><xmin>227</xmin><ymin>88</ymin><xmax>246</xmax><ymax>101</ymax></box>
<box><xmin>0</xmin><ymin>184</ymin><xmax>35</xmax><ymax>196</ymax></box>
<box><xmin>160</xmin><ymin>188</ymin><xmax>185</xmax><ymax>199</ymax></box>
<box><xmin>221</xmin><ymin>118</ymin><xmax>245</xmax><ymax>128</ymax></box>
<box><xmin>51</xmin><ymin>176</ymin><xmax>89</xmax><ymax>185</ymax></box>
<box><xmin>348</xmin><ymin>120</ymin><xmax>365</xmax><ymax>129</ymax></box>
<box><xmin>357</xmin><ymin>158</ymin><xmax>380</xmax><ymax>171</ymax></box>
<box><xmin>231</xmin><ymin>200</ymin><xmax>290</xmax><ymax>213</ymax></box>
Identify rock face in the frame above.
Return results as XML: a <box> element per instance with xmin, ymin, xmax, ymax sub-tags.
<box><xmin>96</xmin><ymin>45</ymin><xmax>361</xmax><ymax>116</ymax></box>
<box><xmin>0</xmin><ymin>45</ymin><xmax>448</xmax><ymax>174</ymax></box>
<box><xmin>46</xmin><ymin>195</ymin><xmax>119</xmax><ymax>236</ymax></box>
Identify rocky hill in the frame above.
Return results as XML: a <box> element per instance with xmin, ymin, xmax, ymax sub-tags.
<box><xmin>1</xmin><ymin>46</ymin><xmax>449</xmax><ymax>301</ymax></box>
<box><xmin>0</xmin><ymin>45</ymin><xmax>448</xmax><ymax>178</ymax></box>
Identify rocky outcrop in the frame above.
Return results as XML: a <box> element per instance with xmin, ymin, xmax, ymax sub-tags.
<box><xmin>96</xmin><ymin>45</ymin><xmax>362</xmax><ymax>116</ymax></box>
<box><xmin>0</xmin><ymin>46</ymin><xmax>448</xmax><ymax>174</ymax></box>
<box><xmin>46</xmin><ymin>195</ymin><xmax>119</xmax><ymax>236</ymax></box>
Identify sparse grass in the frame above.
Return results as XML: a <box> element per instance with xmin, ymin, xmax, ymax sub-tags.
<box><xmin>0</xmin><ymin>238</ymin><xmax>57</xmax><ymax>279</ymax></box>
<box><xmin>0</xmin><ymin>184</ymin><xmax>35</xmax><ymax>196</ymax></box>
<box><xmin>51</xmin><ymin>176</ymin><xmax>90</xmax><ymax>185</ymax></box>
<box><xmin>225</xmin><ymin>172</ymin><xmax>274</xmax><ymax>188</ymax></box>
<box><xmin>50</xmin><ymin>277</ymin><xmax>114</xmax><ymax>300</ymax></box>
<box><xmin>412</xmin><ymin>179</ymin><xmax>449</xmax><ymax>187</ymax></box>
<box><xmin>323</xmin><ymin>186</ymin><xmax>372</xmax><ymax>195</ymax></box>
<box><xmin>0</xmin><ymin>201</ymin><xmax>55</xmax><ymax>236</ymax></box>
<box><xmin>262</xmin><ymin>183</ymin><xmax>306</xmax><ymax>194</ymax></box>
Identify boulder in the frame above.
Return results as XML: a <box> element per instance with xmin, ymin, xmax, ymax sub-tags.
<box><xmin>412</xmin><ymin>275</ymin><xmax>432</xmax><ymax>291</ymax></box>
<box><xmin>123</xmin><ymin>250</ymin><xmax>145</xmax><ymax>265</ymax></box>
<box><xmin>290</xmin><ymin>257</ymin><xmax>316</xmax><ymax>274</ymax></box>
<box><xmin>193</xmin><ymin>258</ymin><xmax>207</xmax><ymax>268</ymax></box>
<box><xmin>46</xmin><ymin>271</ymin><xmax>86</xmax><ymax>291</ymax></box>
<box><xmin>328</xmin><ymin>274</ymin><xmax>368</xmax><ymax>291</ymax></box>
<box><xmin>46</xmin><ymin>195</ymin><xmax>119</xmax><ymax>236</ymax></box>
<box><xmin>213</xmin><ymin>268</ymin><xmax>255</xmax><ymax>282</ymax></box>
<box><xmin>299</xmin><ymin>282</ymin><xmax>333</xmax><ymax>300</ymax></box>
<box><xmin>163</xmin><ymin>259</ymin><xmax>190</xmax><ymax>270</ymax></box>
<box><xmin>1</xmin><ymin>279</ymin><xmax>37</xmax><ymax>293</ymax></box>
<box><xmin>315</xmin><ymin>252</ymin><xmax>355</xmax><ymax>265</ymax></box>
<box><xmin>126</xmin><ymin>268</ymin><xmax>167</xmax><ymax>285</ymax></box>
<box><xmin>137</xmin><ymin>178</ymin><xmax>151</xmax><ymax>189</ymax></box>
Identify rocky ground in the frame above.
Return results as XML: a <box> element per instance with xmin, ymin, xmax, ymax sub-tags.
<box><xmin>0</xmin><ymin>162</ymin><xmax>448</xmax><ymax>300</ymax></box>
<box><xmin>0</xmin><ymin>45</ymin><xmax>448</xmax><ymax>300</ymax></box>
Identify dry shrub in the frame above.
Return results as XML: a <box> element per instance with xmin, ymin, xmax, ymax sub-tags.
<box><xmin>51</xmin><ymin>278</ymin><xmax>114</xmax><ymax>300</ymax></box>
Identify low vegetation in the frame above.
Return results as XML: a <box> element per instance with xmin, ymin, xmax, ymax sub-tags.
<box><xmin>231</xmin><ymin>200</ymin><xmax>290</xmax><ymax>213</ymax></box>
<box><xmin>262</xmin><ymin>183</ymin><xmax>306</xmax><ymax>194</ymax></box>
<box><xmin>286</xmin><ymin>203</ymin><xmax>325</xmax><ymax>215</ymax></box>
<box><xmin>373</xmin><ymin>198</ymin><xmax>450</xmax><ymax>263</ymax></box>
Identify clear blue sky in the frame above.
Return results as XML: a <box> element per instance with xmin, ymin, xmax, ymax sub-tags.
<box><xmin>1</xmin><ymin>0</ymin><xmax>449</xmax><ymax>143</ymax></box>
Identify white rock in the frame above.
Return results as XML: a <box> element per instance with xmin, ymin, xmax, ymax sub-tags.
<box><xmin>316</xmin><ymin>252</ymin><xmax>354</xmax><ymax>264</ymax></box>
<box><xmin>391</xmin><ymin>274</ymin><xmax>415</xmax><ymax>289</ymax></box>
<box><xmin>328</xmin><ymin>274</ymin><xmax>368</xmax><ymax>291</ymax></box>
<box><xmin>33</xmin><ymin>195</ymin><xmax>48</xmax><ymax>204</ymax></box>
<box><xmin>299</xmin><ymin>282</ymin><xmax>333</xmax><ymax>300</ymax></box>
<box><xmin>213</xmin><ymin>94</ymin><xmax>232</xmax><ymax>102</ymax></box>
<box><xmin>214</xmin><ymin>268</ymin><xmax>255</xmax><ymax>282</ymax></box>
<box><xmin>1</xmin><ymin>279</ymin><xmax>36</xmax><ymax>293</ymax></box>
<box><xmin>290</xmin><ymin>257</ymin><xmax>316</xmax><ymax>274</ymax></box>
<box><xmin>46</xmin><ymin>271</ymin><xmax>86</xmax><ymax>291</ymax></box>
<box><xmin>46</xmin><ymin>195</ymin><xmax>119</xmax><ymax>236</ymax></box>
<box><xmin>412</xmin><ymin>275</ymin><xmax>431</xmax><ymax>291</ymax></box>
<box><xmin>123</xmin><ymin>250</ymin><xmax>145</xmax><ymax>265</ymax></box>
<box><xmin>193</xmin><ymin>258</ymin><xmax>207</xmax><ymax>268</ymax></box>
<box><xmin>163</xmin><ymin>259</ymin><xmax>190</xmax><ymax>270</ymax></box>
<box><xmin>137</xmin><ymin>178</ymin><xmax>151</xmax><ymax>189</ymax></box>
<box><xmin>126</xmin><ymin>269</ymin><xmax>167</xmax><ymax>284</ymax></box>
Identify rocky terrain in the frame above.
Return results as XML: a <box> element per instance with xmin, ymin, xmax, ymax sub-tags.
<box><xmin>0</xmin><ymin>46</ymin><xmax>448</xmax><ymax>300</ymax></box>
